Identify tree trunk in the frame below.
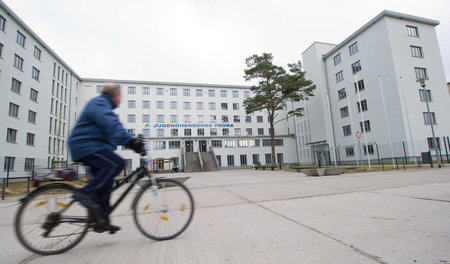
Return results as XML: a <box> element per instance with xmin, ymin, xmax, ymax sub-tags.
<box><xmin>270</xmin><ymin>115</ymin><xmax>276</xmax><ymax>165</ymax></box>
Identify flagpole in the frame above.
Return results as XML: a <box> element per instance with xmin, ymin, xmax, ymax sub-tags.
<box><xmin>326</xmin><ymin>94</ymin><xmax>337</xmax><ymax>167</ymax></box>
<box><xmin>378</xmin><ymin>75</ymin><xmax>396</xmax><ymax>168</ymax></box>
<box><xmin>346</xmin><ymin>95</ymin><xmax>360</xmax><ymax>168</ymax></box>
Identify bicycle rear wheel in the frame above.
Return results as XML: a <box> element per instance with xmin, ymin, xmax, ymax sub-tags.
<box><xmin>133</xmin><ymin>178</ymin><xmax>194</xmax><ymax>240</ymax></box>
<box><xmin>15</xmin><ymin>183</ymin><xmax>90</xmax><ymax>255</ymax></box>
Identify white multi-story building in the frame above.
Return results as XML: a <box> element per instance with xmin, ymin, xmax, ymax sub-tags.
<box><xmin>0</xmin><ymin>1</ymin><xmax>297</xmax><ymax>177</ymax></box>
<box><xmin>299</xmin><ymin>10</ymin><xmax>450</xmax><ymax>165</ymax></box>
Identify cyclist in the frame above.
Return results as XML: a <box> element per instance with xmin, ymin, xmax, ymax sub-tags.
<box><xmin>69</xmin><ymin>83</ymin><xmax>145</xmax><ymax>233</ymax></box>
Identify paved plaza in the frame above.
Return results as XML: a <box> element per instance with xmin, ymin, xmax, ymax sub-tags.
<box><xmin>1</xmin><ymin>167</ymin><xmax>450</xmax><ymax>264</ymax></box>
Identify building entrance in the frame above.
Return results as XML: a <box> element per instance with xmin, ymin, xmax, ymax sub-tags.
<box><xmin>185</xmin><ymin>140</ymin><xmax>193</xmax><ymax>152</ymax></box>
<box><xmin>199</xmin><ymin>140</ymin><xmax>207</xmax><ymax>152</ymax></box>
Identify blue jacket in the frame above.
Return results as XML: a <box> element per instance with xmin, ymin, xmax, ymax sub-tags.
<box><xmin>69</xmin><ymin>94</ymin><xmax>131</xmax><ymax>161</ymax></box>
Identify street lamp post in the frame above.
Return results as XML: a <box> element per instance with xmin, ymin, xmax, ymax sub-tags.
<box><xmin>418</xmin><ymin>78</ymin><xmax>442</xmax><ymax>168</ymax></box>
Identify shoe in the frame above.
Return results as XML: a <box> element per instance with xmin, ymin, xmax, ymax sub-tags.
<box><xmin>93</xmin><ymin>223</ymin><xmax>121</xmax><ymax>234</ymax></box>
<box><xmin>72</xmin><ymin>190</ymin><xmax>101</xmax><ymax>211</ymax></box>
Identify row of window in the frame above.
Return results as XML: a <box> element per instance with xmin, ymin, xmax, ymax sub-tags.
<box><xmin>48</xmin><ymin>137</ymin><xmax>65</xmax><ymax>155</ymax></box>
<box><xmin>52</xmin><ymin>80</ymin><xmax>68</xmax><ymax>103</ymax></box>
<box><xmin>216</xmin><ymin>153</ymin><xmax>283</xmax><ymax>166</ymax></box>
<box><xmin>53</xmin><ymin>63</ymin><xmax>70</xmax><ymax>86</ymax></box>
<box><xmin>49</xmin><ymin>117</ymin><xmax>66</xmax><ymax>136</ymax></box>
<box><xmin>112</xmin><ymin>85</ymin><xmax>251</xmax><ymax>98</ymax></box>
<box><xmin>3</xmin><ymin>157</ymin><xmax>36</xmax><ymax>172</ymax></box>
<box><xmin>128</xmin><ymin>127</ymin><xmax>272</xmax><ymax>137</ymax></box>
<box><xmin>8</xmin><ymin>102</ymin><xmax>37</xmax><ymax>123</ymax></box>
<box><xmin>342</xmin><ymin>120</ymin><xmax>371</xmax><ymax>136</ymax></box>
<box><xmin>129</xmin><ymin>114</ymin><xmax>267</xmax><ymax>124</ymax></box>
<box><xmin>127</xmin><ymin>101</ymin><xmax>244</xmax><ymax>111</ymax></box>
<box><xmin>143</xmin><ymin>139</ymin><xmax>284</xmax><ymax>150</ymax></box>
<box><xmin>6</xmin><ymin>128</ymin><xmax>35</xmax><ymax>146</ymax></box>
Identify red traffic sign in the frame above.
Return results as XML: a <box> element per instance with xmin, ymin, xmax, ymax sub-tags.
<box><xmin>356</xmin><ymin>131</ymin><xmax>361</xmax><ymax>139</ymax></box>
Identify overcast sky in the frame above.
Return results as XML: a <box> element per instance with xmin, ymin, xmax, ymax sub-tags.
<box><xmin>4</xmin><ymin>0</ymin><xmax>450</xmax><ymax>85</ymax></box>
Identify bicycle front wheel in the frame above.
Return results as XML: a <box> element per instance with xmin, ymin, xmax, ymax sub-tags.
<box><xmin>14</xmin><ymin>183</ymin><xmax>90</xmax><ymax>255</ymax></box>
<box><xmin>133</xmin><ymin>178</ymin><xmax>194</xmax><ymax>240</ymax></box>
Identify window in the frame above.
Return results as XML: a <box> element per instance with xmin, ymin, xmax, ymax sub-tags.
<box><xmin>246</xmin><ymin>128</ymin><xmax>252</xmax><ymax>135</ymax></box>
<box><xmin>211</xmin><ymin>140</ymin><xmax>222</xmax><ymax>147</ymax></box>
<box><xmin>410</xmin><ymin>46</ymin><xmax>423</xmax><ymax>58</ymax></box>
<box><xmin>184</xmin><ymin>115</ymin><xmax>191</xmax><ymax>123</ymax></box>
<box><xmin>351</xmin><ymin>61</ymin><xmax>362</xmax><ymax>73</ymax></box>
<box><xmin>222</xmin><ymin>128</ymin><xmax>229</xmax><ymax>136</ymax></box>
<box><xmin>196</xmin><ymin>102</ymin><xmax>204</xmax><ymax>110</ymax></box>
<box><xmin>333</xmin><ymin>53</ymin><xmax>341</xmax><ymax>65</ymax></box>
<box><xmin>142</xmin><ymin>129</ymin><xmax>151</xmax><ymax>137</ymax></box>
<box><xmin>17</xmin><ymin>31</ymin><xmax>26</xmax><ymax>47</ymax></box>
<box><xmin>275</xmin><ymin>139</ymin><xmax>284</xmax><ymax>146</ymax></box>
<box><xmin>407</xmin><ymin>25</ymin><xmax>419</xmax><ymax>37</ymax></box>
<box><xmin>234</xmin><ymin>128</ymin><xmax>241</xmax><ymax>136</ymax></box>
<box><xmin>240</xmin><ymin>155</ymin><xmax>247</xmax><ymax>165</ymax></box>
<box><xmin>34</xmin><ymin>46</ymin><xmax>41</xmax><ymax>60</ymax></box>
<box><xmin>227</xmin><ymin>155</ymin><xmax>235</xmax><ymax>166</ymax></box>
<box><xmin>221</xmin><ymin>115</ymin><xmax>228</xmax><ymax>123</ymax></box>
<box><xmin>170</xmin><ymin>88</ymin><xmax>177</xmax><ymax>96</ymax></box>
<box><xmin>30</xmin><ymin>88</ymin><xmax>38</xmax><ymax>102</ymax></box>
<box><xmin>156</xmin><ymin>115</ymin><xmax>164</xmax><ymax>123</ymax></box>
<box><xmin>232</xmin><ymin>91</ymin><xmax>239</xmax><ymax>98</ymax></box>
<box><xmin>28</xmin><ymin>110</ymin><xmax>36</xmax><ymax>123</ymax></box>
<box><xmin>157</xmin><ymin>129</ymin><xmax>165</xmax><ymax>137</ymax></box>
<box><xmin>359</xmin><ymin>120</ymin><xmax>371</xmax><ymax>132</ymax></box>
<box><xmin>245</xmin><ymin>116</ymin><xmax>252</xmax><ymax>123</ymax></box>
<box><xmin>183</xmin><ymin>102</ymin><xmax>191</xmax><ymax>109</ymax></box>
<box><xmin>0</xmin><ymin>15</ymin><xmax>5</xmax><ymax>31</ymax></box>
<box><xmin>128</xmin><ymin>86</ymin><xmax>136</xmax><ymax>94</ymax></box>
<box><xmin>336</xmin><ymin>71</ymin><xmax>344</xmax><ymax>82</ymax></box>
<box><xmin>208</xmin><ymin>90</ymin><xmax>215</xmax><ymax>97</ymax></box>
<box><xmin>197</xmin><ymin>115</ymin><xmax>204</xmax><ymax>123</ymax></box>
<box><xmin>183</xmin><ymin>89</ymin><xmax>190</xmax><ymax>96</ymax></box>
<box><xmin>169</xmin><ymin>141</ymin><xmax>181</xmax><ymax>149</ymax></box>
<box><xmin>349</xmin><ymin>42</ymin><xmax>358</xmax><ymax>55</ymax></box>
<box><xmin>26</xmin><ymin>133</ymin><xmax>35</xmax><ymax>145</ymax></box>
<box><xmin>345</xmin><ymin>147</ymin><xmax>354</xmax><ymax>157</ymax></box>
<box><xmin>142</xmin><ymin>101</ymin><xmax>150</xmax><ymax>109</ymax></box>
<box><xmin>184</xmin><ymin>129</ymin><xmax>192</xmax><ymax>136</ymax></box>
<box><xmin>142</xmin><ymin>87</ymin><xmax>150</xmax><ymax>95</ymax></box>
<box><xmin>128</xmin><ymin>100</ymin><xmax>136</xmax><ymax>108</ymax></box>
<box><xmin>24</xmin><ymin>158</ymin><xmax>35</xmax><ymax>171</ymax></box>
<box><xmin>7</xmin><ymin>128</ymin><xmax>17</xmax><ymax>143</ymax></box>
<box><xmin>195</xmin><ymin>89</ymin><xmax>203</xmax><ymax>97</ymax></box>
<box><xmin>154</xmin><ymin>141</ymin><xmax>166</xmax><ymax>150</ymax></box>
<box><xmin>265</xmin><ymin>154</ymin><xmax>272</xmax><ymax>164</ymax></box>
<box><xmin>156</xmin><ymin>88</ymin><xmax>164</xmax><ymax>95</ymax></box>
<box><xmin>220</xmin><ymin>90</ymin><xmax>227</xmax><ymax>97</ymax></box>
<box><xmin>262</xmin><ymin>139</ymin><xmax>271</xmax><ymax>146</ymax></box>
<box><xmin>340</xmin><ymin>106</ymin><xmax>349</xmax><ymax>118</ymax></box>
<box><xmin>156</xmin><ymin>101</ymin><xmax>164</xmax><ymax>109</ymax></box>
<box><xmin>142</xmin><ymin>114</ymin><xmax>150</xmax><ymax>123</ymax></box>
<box><xmin>419</xmin><ymin>89</ymin><xmax>432</xmax><ymax>102</ymax></box>
<box><xmin>343</xmin><ymin>125</ymin><xmax>352</xmax><ymax>136</ymax></box>
<box><xmin>221</xmin><ymin>103</ymin><xmax>228</xmax><ymax>110</ymax></box>
<box><xmin>210</xmin><ymin>115</ymin><xmax>217</xmax><ymax>122</ymax></box>
<box><xmin>414</xmin><ymin>67</ymin><xmax>427</xmax><ymax>79</ymax></box>
<box><xmin>197</xmin><ymin>129</ymin><xmax>205</xmax><ymax>136</ymax></box>
<box><xmin>338</xmin><ymin>88</ymin><xmax>347</xmax><ymax>100</ymax></box>
<box><xmin>14</xmin><ymin>54</ymin><xmax>24</xmax><ymax>70</ymax></box>
<box><xmin>9</xmin><ymin>103</ymin><xmax>19</xmax><ymax>118</ymax></box>
<box><xmin>170</xmin><ymin>115</ymin><xmax>178</xmax><ymax>123</ymax></box>
<box><xmin>170</xmin><ymin>101</ymin><xmax>178</xmax><ymax>109</ymax></box>
<box><xmin>257</xmin><ymin>128</ymin><xmax>264</xmax><ymax>135</ymax></box>
<box><xmin>233</xmin><ymin>103</ymin><xmax>240</xmax><ymax>110</ymax></box>
<box><xmin>257</xmin><ymin>116</ymin><xmax>263</xmax><ymax>123</ymax></box>
<box><xmin>0</xmin><ymin>43</ymin><xmax>3</xmax><ymax>57</ymax></box>
<box><xmin>252</xmin><ymin>154</ymin><xmax>260</xmax><ymax>164</ymax></box>
<box><xmin>233</xmin><ymin>115</ymin><xmax>240</xmax><ymax>122</ymax></box>
<box><xmin>32</xmin><ymin>67</ymin><xmax>40</xmax><ymax>81</ymax></box>
<box><xmin>427</xmin><ymin>137</ymin><xmax>441</xmax><ymax>149</ymax></box>
<box><xmin>254</xmin><ymin>139</ymin><xmax>261</xmax><ymax>147</ymax></box>
<box><xmin>171</xmin><ymin>129</ymin><xmax>178</xmax><ymax>136</ymax></box>
<box><xmin>244</xmin><ymin>91</ymin><xmax>250</xmax><ymax>98</ymax></box>
<box><xmin>363</xmin><ymin>144</ymin><xmax>374</xmax><ymax>155</ymax></box>
<box><xmin>357</xmin><ymin>99</ymin><xmax>368</xmax><ymax>112</ymax></box>
<box><xmin>277</xmin><ymin>153</ymin><xmax>284</xmax><ymax>164</ymax></box>
<box><xmin>209</xmin><ymin>102</ymin><xmax>216</xmax><ymax>110</ymax></box>
<box><xmin>4</xmin><ymin>157</ymin><xmax>15</xmax><ymax>171</ymax></box>
<box><xmin>423</xmin><ymin>112</ymin><xmax>437</xmax><ymax>125</ymax></box>
<box><xmin>224</xmin><ymin>140</ymin><xmax>235</xmax><ymax>148</ymax></box>
<box><xmin>210</xmin><ymin>128</ymin><xmax>217</xmax><ymax>136</ymax></box>
<box><xmin>354</xmin><ymin>79</ymin><xmax>365</xmax><ymax>93</ymax></box>
<box><xmin>127</xmin><ymin>114</ymin><xmax>136</xmax><ymax>123</ymax></box>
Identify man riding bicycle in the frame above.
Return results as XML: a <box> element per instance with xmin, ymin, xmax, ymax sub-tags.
<box><xmin>69</xmin><ymin>83</ymin><xmax>145</xmax><ymax>233</ymax></box>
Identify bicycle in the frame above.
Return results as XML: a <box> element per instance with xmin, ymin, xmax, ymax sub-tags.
<box><xmin>14</xmin><ymin>153</ymin><xmax>195</xmax><ymax>255</ymax></box>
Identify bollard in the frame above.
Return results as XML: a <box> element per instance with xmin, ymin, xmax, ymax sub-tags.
<box><xmin>27</xmin><ymin>177</ymin><xmax>30</xmax><ymax>195</ymax></box>
<box><xmin>2</xmin><ymin>178</ymin><xmax>5</xmax><ymax>200</ymax></box>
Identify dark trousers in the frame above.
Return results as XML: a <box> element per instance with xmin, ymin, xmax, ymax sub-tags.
<box><xmin>77</xmin><ymin>149</ymin><xmax>125</xmax><ymax>214</ymax></box>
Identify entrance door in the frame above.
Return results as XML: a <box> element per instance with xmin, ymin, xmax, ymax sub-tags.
<box><xmin>185</xmin><ymin>140</ymin><xmax>193</xmax><ymax>152</ymax></box>
<box><xmin>199</xmin><ymin>140</ymin><xmax>207</xmax><ymax>152</ymax></box>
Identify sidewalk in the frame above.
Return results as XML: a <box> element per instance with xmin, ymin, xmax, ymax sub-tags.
<box><xmin>1</xmin><ymin>167</ymin><xmax>450</xmax><ymax>263</ymax></box>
